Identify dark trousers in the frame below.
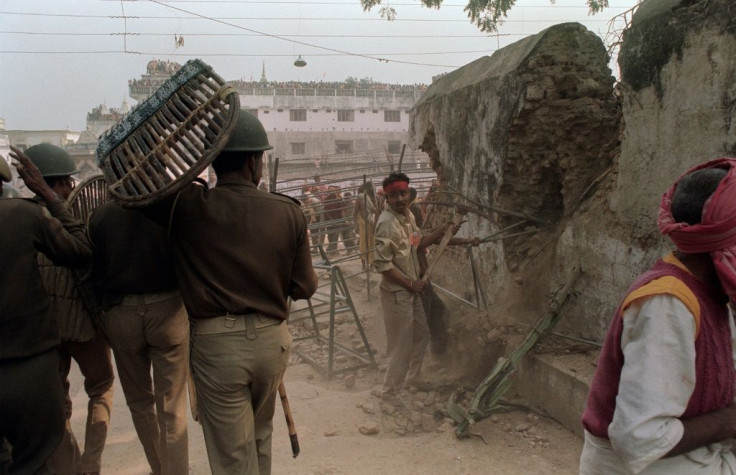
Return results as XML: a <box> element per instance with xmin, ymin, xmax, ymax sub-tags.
<box><xmin>326</xmin><ymin>224</ymin><xmax>341</xmax><ymax>253</ymax></box>
<box><xmin>342</xmin><ymin>224</ymin><xmax>356</xmax><ymax>252</ymax></box>
<box><xmin>421</xmin><ymin>283</ymin><xmax>449</xmax><ymax>355</ymax></box>
<box><xmin>103</xmin><ymin>293</ymin><xmax>189</xmax><ymax>475</ymax></box>
<box><xmin>0</xmin><ymin>349</ymin><xmax>65</xmax><ymax>474</ymax></box>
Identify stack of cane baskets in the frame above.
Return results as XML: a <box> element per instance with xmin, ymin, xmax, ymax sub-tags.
<box><xmin>96</xmin><ymin>59</ymin><xmax>241</xmax><ymax>207</ymax></box>
<box><xmin>67</xmin><ymin>175</ymin><xmax>110</xmax><ymax>221</ymax></box>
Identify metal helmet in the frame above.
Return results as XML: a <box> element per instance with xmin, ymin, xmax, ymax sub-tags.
<box><xmin>25</xmin><ymin>143</ymin><xmax>78</xmax><ymax>177</ymax></box>
<box><xmin>222</xmin><ymin>110</ymin><xmax>273</xmax><ymax>152</ymax></box>
<box><xmin>0</xmin><ymin>183</ymin><xmax>21</xmax><ymax>199</ymax></box>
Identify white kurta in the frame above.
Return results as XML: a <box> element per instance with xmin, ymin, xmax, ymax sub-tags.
<box><xmin>579</xmin><ymin>295</ymin><xmax>736</xmax><ymax>474</ymax></box>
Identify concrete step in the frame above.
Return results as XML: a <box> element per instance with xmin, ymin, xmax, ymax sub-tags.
<box><xmin>513</xmin><ymin>350</ymin><xmax>598</xmax><ymax>437</ymax></box>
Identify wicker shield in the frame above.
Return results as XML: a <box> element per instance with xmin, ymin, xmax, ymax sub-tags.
<box><xmin>67</xmin><ymin>174</ymin><xmax>110</xmax><ymax>221</ymax></box>
<box><xmin>96</xmin><ymin>59</ymin><xmax>240</xmax><ymax>207</ymax></box>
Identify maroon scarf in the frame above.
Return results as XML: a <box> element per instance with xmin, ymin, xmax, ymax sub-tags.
<box><xmin>658</xmin><ymin>158</ymin><xmax>736</xmax><ymax>301</ymax></box>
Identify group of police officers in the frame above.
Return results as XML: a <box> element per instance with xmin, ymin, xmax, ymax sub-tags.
<box><xmin>0</xmin><ymin>111</ymin><xmax>318</xmax><ymax>475</ymax></box>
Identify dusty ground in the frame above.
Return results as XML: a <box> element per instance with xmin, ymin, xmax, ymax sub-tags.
<box><xmin>68</xmin><ymin>258</ymin><xmax>582</xmax><ymax>474</ymax></box>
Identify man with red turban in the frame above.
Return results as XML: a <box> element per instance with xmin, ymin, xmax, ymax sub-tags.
<box><xmin>373</xmin><ymin>172</ymin><xmax>462</xmax><ymax>399</ymax></box>
<box><xmin>580</xmin><ymin>158</ymin><xmax>736</xmax><ymax>473</ymax></box>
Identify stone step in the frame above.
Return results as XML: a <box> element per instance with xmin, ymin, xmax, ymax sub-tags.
<box><xmin>512</xmin><ymin>351</ymin><xmax>597</xmax><ymax>438</ymax></box>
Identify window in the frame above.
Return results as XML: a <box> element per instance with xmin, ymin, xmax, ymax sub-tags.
<box><xmin>290</xmin><ymin>109</ymin><xmax>306</xmax><ymax>121</ymax></box>
<box><xmin>337</xmin><ymin>110</ymin><xmax>354</xmax><ymax>122</ymax></box>
<box><xmin>335</xmin><ymin>140</ymin><xmax>353</xmax><ymax>154</ymax></box>
<box><xmin>245</xmin><ymin>109</ymin><xmax>258</xmax><ymax>118</ymax></box>
<box><xmin>388</xmin><ymin>141</ymin><xmax>401</xmax><ymax>154</ymax></box>
<box><xmin>291</xmin><ymin>142</ymin><xmax>306</xmax><ymax>154</ymax></box>
<box><xmin>384</xmin><ymin>110</ymin><xmax>400</xmax><ymax>122</ymax></box>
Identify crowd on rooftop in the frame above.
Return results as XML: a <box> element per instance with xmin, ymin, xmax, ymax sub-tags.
<box><xmin>230</xmin><ymin>79</ymin><xmax>428</xmax><ymax>92</ymax></box>
<box><xmin>146</xmin><ymin>60</ymin><xmax>182</xmax><ymax>76</ymax></box>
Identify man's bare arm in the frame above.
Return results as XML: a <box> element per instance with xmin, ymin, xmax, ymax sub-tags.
<box><xmin>381</xmin><ymin>268</ymin><xmax>426</xmax><ymax>294</ymax></box>
<box><xmin>666</xmin><ymin>405</ymin><xmax>736</xmax><ymax>457</ymax></box>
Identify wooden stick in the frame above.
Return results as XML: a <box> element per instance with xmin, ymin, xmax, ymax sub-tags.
<box><xmin>278</xmin><ymin>381</ymin><xmax>300</xmax><ymax>458</ymax></box>
<box><xmin>398</xmin><ymin>144</ymin><xmax>407</xmax><ymax>173</ymax></box>
<box><xmin>420</xmin><ymin>210</ymin><xmax>466</xmax><ymax>283</ymax></box>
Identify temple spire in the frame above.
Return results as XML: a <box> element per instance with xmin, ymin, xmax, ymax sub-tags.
<box><xmin>260</xmin><ymin>61</ymin><xmax>267</xmax><ymax>84</ymax></box>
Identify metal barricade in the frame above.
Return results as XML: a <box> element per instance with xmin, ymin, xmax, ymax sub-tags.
<box><xmin>289</xmin><ymin>256</ymin><xmax>377</xmax><ymax>379</ymax></box>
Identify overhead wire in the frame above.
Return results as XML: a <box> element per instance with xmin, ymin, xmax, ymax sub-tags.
<box><xmin>0</xmin><ymin>49</ymin><xmax>497</xmax><ymax>56</ymax></box>
<box><xmin>0</xmin><ymin>1</ymin><xmax>632</xmax><ymax>66</ymax></box>
<box><xmin>143</xmin><ymin>0</ymin><xmax>462</xmax><ymax>67</ymax></box>
<box><xmin>98</xmin><ymin>0</ymin><xmax>630</xmax><ymax>7</ymax></box>
<box><xmin>0</xmin><ymin>30</ymin><xmax>524</xmax><ymax>38</ymax></box>
<box><xmin>0</xmin><ymin>11</ymin><xmax>614</xmax><ymax>22</ymax></box>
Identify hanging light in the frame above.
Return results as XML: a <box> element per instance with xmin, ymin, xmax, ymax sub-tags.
<box><xmin>294</xmin><ymin>55</ymin><xmax>307</xmax><ymax>68</ymax></box>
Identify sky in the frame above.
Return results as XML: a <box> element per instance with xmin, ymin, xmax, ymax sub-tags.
<box><xmin>0</xmin><ymin>0</ymin><xmax>640</xmax><ymax>131</ymax></box>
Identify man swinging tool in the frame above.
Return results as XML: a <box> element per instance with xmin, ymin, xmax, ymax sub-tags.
<box><xmin>407</xmin><ymin>186</ymin><xmax>481</xmax><ymax>356</ymax></box>
<box><xmin>373</xmin><ymin>172</ymin><xmax>477</xmax><ymax>398</ymax></box>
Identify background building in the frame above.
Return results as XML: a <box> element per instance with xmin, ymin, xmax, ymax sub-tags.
<box><xmin>129</xmin><ymin>61</ymin><xmax>432</xmax><ymax>184</ymax></box>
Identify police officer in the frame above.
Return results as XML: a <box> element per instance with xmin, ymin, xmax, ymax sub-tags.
<box><xmin>1</xmin><ymin>146</ymin><xmax>91</xmax><ymax>473</ymax></box>
<box><xmin>144</xmin><ymin>111</ymin><xmax>318</xmax><ymax>474</ymax></box>
<box><xmin>25</xmin><ymin>144</ymin><xmax>115</xmax><ymax>475</ymax></box>
<box><xmin>88</xmin><ymin>201</ymin><xmax>189</xmax><ymax>475</ymax></box>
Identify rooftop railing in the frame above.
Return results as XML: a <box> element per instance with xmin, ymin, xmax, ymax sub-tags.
<box><xmin>233</xmin><ymin>87</ymin><xmax>425</xmax><ymax>101</ymax></box>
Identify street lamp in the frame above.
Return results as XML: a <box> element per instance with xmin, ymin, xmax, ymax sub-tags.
<box><xmin>294</xmin><ymin>55</ymin><xmax>307</xmax><ymax>68</ymax></box>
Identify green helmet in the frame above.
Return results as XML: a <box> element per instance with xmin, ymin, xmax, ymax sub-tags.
<box><xmin>223</xmin><ymin>110</ymin><xmax>273</xmax><ymax>152</ymax></box>
<box><xmin>25</xmin><ymin>143</ymin><xmax>78</xmax><ymax>177</ymax></box>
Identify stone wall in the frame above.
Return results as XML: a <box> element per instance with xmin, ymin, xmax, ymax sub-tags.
<box><xmin>410</xmin><ymin>0</ymin><xmax>736</xmax><ymax>342</ymax></box>
<box><xmin>557</xmin><ymin>0</ymin><xmax>736</xmax><ymax>339</ymax></box>
<box><xmin>411</xmin><ymin>22</ymin><xmax>621</xmax><ymax>326</ymax></box>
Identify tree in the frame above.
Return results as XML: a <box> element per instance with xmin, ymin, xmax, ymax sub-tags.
<box><xmin>360</xmin><ymin>0</ymin><xmax>610</xmax><ymax>33</ymax></box>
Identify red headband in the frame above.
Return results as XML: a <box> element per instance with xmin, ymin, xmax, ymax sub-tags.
<box><xmin>384</xmin><ymin>180</ymin><xmax>409</xmax><ymax>193</ymax></box>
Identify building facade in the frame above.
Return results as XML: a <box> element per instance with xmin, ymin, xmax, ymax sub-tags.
<box><xmin>128</xmin><ymin>61</ymin><xmax>430</xmax><ymax>183</ymax></box>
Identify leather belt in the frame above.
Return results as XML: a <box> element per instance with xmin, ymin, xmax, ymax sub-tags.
<box><xmin>118</xmin><ymin>290</ymin><xmax>180</xmax><ymax>306</ymax></box>
<box><xmin>192</xmin><ymin>313</ymin><xmax>282</xmax><ymax>336</ymax></box>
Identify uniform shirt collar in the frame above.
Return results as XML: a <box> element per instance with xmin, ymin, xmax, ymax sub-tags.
<box><xmin>215</xmin><ymin>176</ymin><xmax>257</xmax><ymax>188</ymax></box>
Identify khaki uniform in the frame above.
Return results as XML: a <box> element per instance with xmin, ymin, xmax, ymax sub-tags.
<box><xmin>148</xmin><ymin>176</ymin><xmax>316</xmax><ymax>474</ymax></box>
<box><xmin>34</xmin><ymin>202</ymin><xmax>114</xmax><ymax>475</ymax></box>
<box><xmin>88</xmin><ymin>202</ymin><xmax>189</xmax><ymax>475</ymax></box>
<box><xmin>0</xmin><ymin>198</ymin><xmax>92</xmax><ymax>474</ymax></box>
<box><xmin>373</xmin><ymin>208</ymin><xmax>429</xmax><ymax>396</ymax></box>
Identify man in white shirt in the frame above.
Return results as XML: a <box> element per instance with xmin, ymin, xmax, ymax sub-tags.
<box><xmin>580</xmin><ymin>159</ymin><xmax>736</xmax><ymax>474</ymax></box>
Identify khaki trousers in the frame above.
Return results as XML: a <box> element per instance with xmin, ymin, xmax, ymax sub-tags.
<box><xmin>190</xmin><ymin>315</ymin><xmax>291</xmax><ymax>475</ymax></box>
<box><xmin>102</xmin><ymin>292</ymin><xmax>189</xmax><ymax>475</ymax></box>
<box><xmin>49</xmin><ymin>335</ymin><xmax>115</xmax><ymax>474</ymax></box>
<box><xmin>380</xmin><ymin>288</ymin><xmax>429</xmax><ymax>396</ymax></box>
